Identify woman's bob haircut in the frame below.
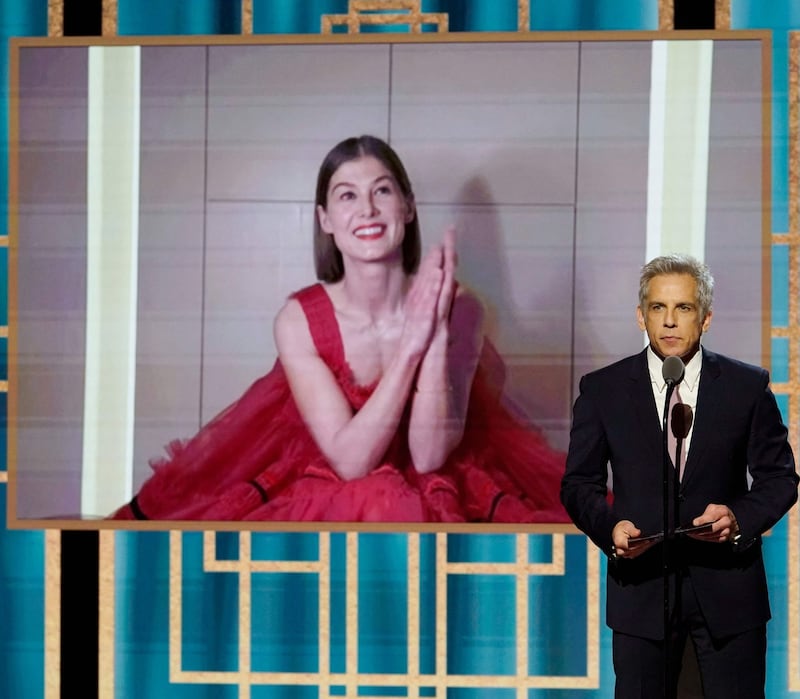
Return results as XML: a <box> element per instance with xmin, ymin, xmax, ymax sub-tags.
<box><xmin>313</xmin><ymin>135</ymin><xmax>421</xmax><ymax>282</ymax></box>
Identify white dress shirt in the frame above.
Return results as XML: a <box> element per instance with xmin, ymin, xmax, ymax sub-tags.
<box><xmin>646</xmin><ymin>346</ymin><xmax>702</xmax><ymax>460</ymax></box>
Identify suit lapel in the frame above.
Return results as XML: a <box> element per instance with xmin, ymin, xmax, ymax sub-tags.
<box><xmin>627</xmin><ymin>349</ymin><xmax>663</xmax><ymax>468</ymax></box>
<box><xmin>680</xmin><ymin>348</ymin><xmax>721</xmax><ymax>485</ymax></box>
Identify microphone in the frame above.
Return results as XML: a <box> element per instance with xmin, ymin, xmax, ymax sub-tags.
<box><xmin>671</xmin><ymin>402</ymin><xmax>693</xmax><ymax>440</ymax></box>
<box><xmin>662</xmin><ymin>355</ymin><xmax>685</xmax><ymax>386</ymax></box>
<box><xmin>659</xmin><ymin>352</ymin><xmax>689</xmax><ymax>690</ymax></box>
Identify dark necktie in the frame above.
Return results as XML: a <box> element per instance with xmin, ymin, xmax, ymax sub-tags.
<box><xmin>668</xmin><ymin>385</ymin><xmax>693</xmax><ymax>480</ymax></box>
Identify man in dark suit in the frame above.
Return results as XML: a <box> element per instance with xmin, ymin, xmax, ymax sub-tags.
<box><xmin>560</xmin><ymin>254</ymin><xmax>797</xmax><ymax>698</ymax></box>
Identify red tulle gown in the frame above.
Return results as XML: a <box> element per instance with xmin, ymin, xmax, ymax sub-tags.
<box><xmin>110</xmin><ymin>284</ymin><xmax>569</xmax><ymax>523</ymax></box>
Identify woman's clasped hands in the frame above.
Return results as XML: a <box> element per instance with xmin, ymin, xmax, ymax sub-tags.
<box><xmin>401</xmin><ymin>228</ymin><xmax>457</xmax><ymax>362</ymax></box>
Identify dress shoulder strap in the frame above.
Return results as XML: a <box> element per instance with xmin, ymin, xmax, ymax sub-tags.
<box><xmin>291</xmin><ymin>283</ymin><xmax>345</xmax><ymax>369</ymax></box>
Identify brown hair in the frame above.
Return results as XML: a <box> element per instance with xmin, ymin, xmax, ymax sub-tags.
<box><xmin>313</xmin><ymin>135</ymin><xmax>421</xmax><ymax>282</ymax></box>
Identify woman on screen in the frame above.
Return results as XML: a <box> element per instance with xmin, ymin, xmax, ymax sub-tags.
<box><xmin>110</xmin><ymin>135</ymin><xmax>568</xmax><ymax>522</ymax></box>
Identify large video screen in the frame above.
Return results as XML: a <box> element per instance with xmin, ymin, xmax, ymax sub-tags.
<box><xmin>7</xmin><ymin>32</ymin><xmax>770</xmax><ymax>530</ymax></box>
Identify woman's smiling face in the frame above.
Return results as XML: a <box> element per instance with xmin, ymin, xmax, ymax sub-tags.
<box><xmin>317</xmin><ymin>155</ymin><xmax>415</xmax><ymax>268</ymax></box>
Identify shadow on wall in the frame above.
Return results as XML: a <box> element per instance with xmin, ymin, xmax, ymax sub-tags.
<box><xmin>451</xmin><ymin>171</ymin><xmax>573</xmax><ymax>449</ymax></box>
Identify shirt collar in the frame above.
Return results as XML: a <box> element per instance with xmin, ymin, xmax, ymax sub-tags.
<box><xmin>646</xmin><ymin>345</ymin><xmax>702</xmax><ymax>393</ymax></box>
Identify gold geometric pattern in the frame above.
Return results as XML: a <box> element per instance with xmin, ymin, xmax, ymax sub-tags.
<box><xmin>47</xmin><ymin>0</ymin><xmax>63</xmax><ymax>38</ymax></box>
<box><xmin>715</xmin><ymin>0</ymin><xmax>731</xmax><ymax>30</ymax></box>
<box><xmin>242</xmin><ymin>0</ymin><xmax>254</xmax><ymax>35</ymax></box>
<box><xmin>101</xmin><ymin>0</ymin><xmax>118</xmax><ymax>37</ymax></box>
<box><xmin>659</xmin><ymin>0</ymin><xmax>676</xmax><ymax>30</ymax></box>
<box><xmin>784</xmin><ymin>30</ymin><xmax>800</xmax><ymax>693</ymax></box>
<box><xmin>163</xmin><ymin>532</ymin><xmax>600</xmax><ymax>694</ymax></box>
<box><xmin>99</xmin><ymin>531</ymin><xmax>116</xmax><ymax>697</ymax></box>
<box><xmin>321</xmin><ymin>0</ymin><xmax>448</xmax><ymax>34</ymax></box>
<box><xmin>518</xmin><ymin>1</ymin><xmax>530</xmax><ymax>31</ymax></box>
<box><xmin>45</xmin><ymin>531</ymin><xmax>61</xmax><ymax>699</ymax></box>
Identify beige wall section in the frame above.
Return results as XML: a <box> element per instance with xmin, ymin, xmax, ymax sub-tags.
<box><xmin>15</xmin><ymin>46</ymin><xmax>89</xmax><ymax>519</ymax></box>
<box><xmin>391</xmin><ymin>42</ymin><xmax>579</xmax><ymax>206</ymax></box>
<box><xmin>573</xmin><ymin>40</ymin><xmax>653</xmax><ymax>378</ymax></box>
<box><xmin>390</xmin><ymin>41</ymin><xmax>579</xmax><ymax>448</ymax></box>
<box><xmin>133</xmin><ymin>46</ymin><xmax>208</xmax><ymax>492</ymax></box>
<box><xmin>202</xmin><ymin>201</ymin><xmax>317</xmax><ymax>419</ymax></box>
<box><xmin>702</xmin><ymin>39</ymin><xmax>766</xmax><ymax>367</ymax></box>
<box><xmin>205</xmin><ymin>44</ymin><xmax>392</xmax><ymax>203</ymax></box>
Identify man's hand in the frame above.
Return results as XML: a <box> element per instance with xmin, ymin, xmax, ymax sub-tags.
<box><xmin>689</xmin><ymin>503</ymin><xmax>739</xmax><ymax>543</ymax></box>
<box><xmin>611</xmin><ymin>520</ymin><xmax>657</xmax><ymax>560</ymax></box>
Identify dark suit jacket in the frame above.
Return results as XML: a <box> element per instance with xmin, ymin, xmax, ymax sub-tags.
<box><xmin>561</xmin><ymin>347</ymin><xmax>798</xmax><ymax>640</ymax></box>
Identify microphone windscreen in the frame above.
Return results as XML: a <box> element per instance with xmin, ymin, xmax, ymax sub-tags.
<box><xmin>662</xmin><ymin>355</ymin><xmax>685</xmax><ymax>385</ymax></box>
<box><xmin>671</xmin><ymin>403</ymin><xmax>693</xmax><ymax>439</ymax></box>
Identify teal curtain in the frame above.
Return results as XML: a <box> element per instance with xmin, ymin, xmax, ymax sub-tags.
<box><xmin>114</xmin><ymin>530</ymin><xmax>616</xmax><ymax>698</ymax></box>
<box><xmin>730</xmin><ymin>2</ymin><xmax>796</xmax><ymax>422</ymax></box>
<box><xmin>529</xmin><ymin>0</ymin><xmax>657</xmax><ymax>31</ymax></box>
<box><xmin>0</xmin><ymin>5</ymin><xmax>48</xmax><ymax>697</ymax></box>
<box><xmin>731</xmin><ymin>1</ymin><xmax>800</xmax><ymax>236</ymax></box>
<box><xmin>0</xmin><ymin>486</ymin><xmax>46</xmax><ymax>699</ymax></box>
<box><xmin>253</xmin><ymin>0</ymin><xmax>343</xmax><ymax>34</ymax></box>
<box><xmin>251</xmin><ymin>1</ymin><xmax>518</xmax><ymax>34</ymax></box>
<box><xmin>729</xmin><ymin>1</ymin><xmax>800</xmax><ymax>692</ymax></box>
<box><xmin>0</xmin><ymin>2</ymin><xmax>47</xmax><ymax>226</ymax></box>
<box><xmin>118</xmin><ymin>0</ymin><xmax>241</xmax><ymax>35</ymax></box>
<box><xmin>249</xmin><ymin>0</ymin><xmax>657</xmax><ymax>34</ymax></box>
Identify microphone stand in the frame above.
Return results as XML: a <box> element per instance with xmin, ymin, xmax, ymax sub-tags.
<box><xmin>661</xmin><ymin>381</ymin><xmax>677</xmax><ymax>694</ymax></box>
<box><xmin>671</xmin><ymin>429</ymin><xmax>685</xmax><ymax>697</ymax></box>
<box><xmin>668</xmin><ymin>401</ymin><xmax>692</xmax><ymax>696</ymax></box>
<box><xmin>660</xmin><ymin>354</ymin><xmax>685</xmax><ymax>695</ymax></box>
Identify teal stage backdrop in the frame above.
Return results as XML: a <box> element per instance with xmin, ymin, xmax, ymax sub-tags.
<box><xmin>2</xmin><ymin>1</ymin><xmax>799</xmax><ymax>698</ymax></box>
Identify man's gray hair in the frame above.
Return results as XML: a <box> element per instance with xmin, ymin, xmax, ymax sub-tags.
<box><xmin>638</xmin><ymin>253</ymin><xmax>714</xmax><ymax>318</ymax></box>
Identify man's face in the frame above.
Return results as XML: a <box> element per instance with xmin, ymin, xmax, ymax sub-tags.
<box><xmin>636</xmin><ymin>273</ymin><xmax>712</xmax><ymax>362</ymax></box>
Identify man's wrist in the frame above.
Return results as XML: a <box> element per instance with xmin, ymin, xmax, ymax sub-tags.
<box><xmin>729</xmin><ymin>516</ymin><xmax>755</xmax><ymax>552</ymax></box>
<box><xmin>728</xmin><ymin>509</ymin><xmax>742</xmax><ymax>540</ymax></box>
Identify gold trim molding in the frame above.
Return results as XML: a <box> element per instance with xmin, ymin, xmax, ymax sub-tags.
<box><xmin>321</xmin><ymin>0</ymin><xmax>447</xmax><ymax>34</ymax></box>
<box><xmin>47</xmin><ymin>0</ymin><xmax>63</xmax><ymax>38</ymax></box>
<box><xmin>659</xmin><ymin>0</ymin><xmax>675</xmax><ymax>30</ymax></box>
<box><xmin>44</xmin><ymin>531</ymin><xmax>61</xmax><ymax>699</ymax></box>
<box><xmin>99</xmin><ymin>531</ymin><xmax>116</xmax><ymax>696</ymax></box>
<box><xmin>242</xmin><ymin>0</ymin><xmax>253</xmax><ymax>35</ymax></box>
<box><xmin>785</xmin><ymin>31</ymin><xmax>800</xmax><ymax>692</ymax></box>
<box><xmin>102</xmin><ymin>0</ymin><xmax>118</xmax><ymax>37</ymax></box>
<box><xmin>715</xmin><ymin>0</ymin><xmax>731</xmax><ymax>30</ymax></box>
<box><xmin>167</xmin><ymin>531</ymin><xmax>599</xmax><ymax>692</ymax></box>
<box><xmin>518</xmin><ymin>0</ymin><xmax>530</xmax><ymax>31</ymax></box>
